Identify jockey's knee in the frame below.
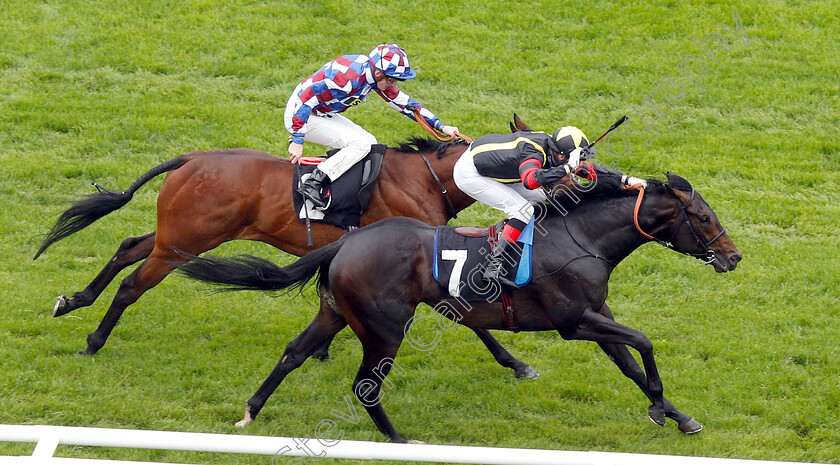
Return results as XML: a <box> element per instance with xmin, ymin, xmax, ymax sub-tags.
<box><xmin>506</xmin><ymin>203</ymin><xmax>534</xmax><ymax>224</ymax></box>
<box><xmin>347</xmin><ymin>132</ymin><xmax>377</xmax><ymax>153</ymax></box>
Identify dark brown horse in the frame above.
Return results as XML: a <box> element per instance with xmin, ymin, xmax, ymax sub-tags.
<box><xmin>34</xmin><ymin>135</ymin><xmax>536</xmax><ymax>378</ymax></box>
<box><xmin>176</xmin><ymin>173</ymin><xmax>742</xmax><ymax>442</ymax></box>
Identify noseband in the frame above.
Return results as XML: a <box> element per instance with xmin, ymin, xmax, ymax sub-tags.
<box><xmin>631</xmin><ymin>185</ymin><xmax>727</xmax><ymax>265</ymax></box>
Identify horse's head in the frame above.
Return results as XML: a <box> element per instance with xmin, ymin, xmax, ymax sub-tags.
<box><xmin>660</xmin><ymin>173</ymin><xmax>742</xmax><ymax>273</ymax></box>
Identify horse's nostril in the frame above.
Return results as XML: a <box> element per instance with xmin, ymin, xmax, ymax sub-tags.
<box><xmin>729</xmin><ymin>254</ymin><xmax>742</xmax><ymax>266</ymax></box>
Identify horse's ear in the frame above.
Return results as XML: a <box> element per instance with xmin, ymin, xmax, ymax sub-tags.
<box><xmin>665</xmin><ymin>172</ymin><xmax>692</xmax><ymax>192</ymax></box>
<box><xmin>511</xmin><ymin>113</ymin><xmax>532</xmax><ymax>132</ymax></box>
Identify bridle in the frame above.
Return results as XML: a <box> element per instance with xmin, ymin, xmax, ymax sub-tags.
<box><xmin>631</xmin><ymin>185</ymin><xmax>727</xmax><ymax>265</ymax></box>
<box><xmin>416</xmin><ymin>145</ymin><xmax>460</xmax><ymax>220</ymax></box>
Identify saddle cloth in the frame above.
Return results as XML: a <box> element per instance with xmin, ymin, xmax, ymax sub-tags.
<box><xmin>292</xmin><ymin>151</ymin><xmax>383</xmax><ymax>229</ymax></box>
<box><xmin>433</xmin><ymin>219</ymin><xmax>534</xmax><ymax>302</ymax></box>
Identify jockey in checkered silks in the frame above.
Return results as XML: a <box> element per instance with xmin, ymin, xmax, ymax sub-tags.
<box><xmin>284</xmin><ymin>43</ymin><xmax>459</xmax><ymax>209</ymax></box>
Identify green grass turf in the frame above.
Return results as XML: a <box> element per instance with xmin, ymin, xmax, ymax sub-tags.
<box><xmin>1</xmin><ymin>1</ymin><xmax>838</xmax><ymax>463</ymax></box>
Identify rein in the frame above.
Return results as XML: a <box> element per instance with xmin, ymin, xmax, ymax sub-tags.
<box><xmin>410</xmin><ymin>108</ymin><xmax>473</xmax><ymax>143</ymax></box>
<box><xmin>630</xmin><ymin>184</ymin><xmax>727</xmax><ymax>265</ymax></box>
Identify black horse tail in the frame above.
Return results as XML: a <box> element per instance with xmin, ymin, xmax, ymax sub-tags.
<box><xmin>34</xmin><ymin>155</ymin><xmax>193</xmax><ymax>259</ymax></box>
<box><xmin>175</xmin><ymin>240</ymin><xmax>345</xmax><ymax>295</ymax></box>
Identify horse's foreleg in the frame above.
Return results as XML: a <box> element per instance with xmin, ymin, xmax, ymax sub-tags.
<box><xmin>81</xmin><ymin>251</ymin><xmax>175</xmax><ymax>355</ymax></box>
<box><xmin>239</xmin><ymin>302</ymin><xmax>347</xmax><ymax>427</ymax></box>
<box><xmin>54</xmin><ymin>232</ymin><xmax>156</xmax><ymax>317</ymax></box>
<box><xmin>562</xmin><ymin>308</ymin><xmax>700</xmax><ymax>433</ymax></box>
<box><xmin>592</xmin><ymin>304</ymin><xmax>701</xmax><ymax>433</ymax></box>
<box><xmin>471</xmin><ymin>328</ymin><xmax>538</xmax><ymax>379</ymax></box>
<box><xmin>597</xmin><ymin>341</ymin><xmax>701</xmax><ymax>433</ymax></box>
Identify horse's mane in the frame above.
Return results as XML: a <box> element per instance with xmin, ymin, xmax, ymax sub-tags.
<box><xmin>392</xmin><ymin>136</ymin><xmax>469</xmax><ymax>158</ymax></box>
<box><xmin>543</xmin><ymin>172</ymin><xmax>692</xmax><ymax>216</ymax></box>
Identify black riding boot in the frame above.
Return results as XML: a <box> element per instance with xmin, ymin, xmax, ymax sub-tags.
<box><xmin>483</xmin><ymin>238</ymin><xmax>520</xmax><ymax>287</ymax></box>
<box><xmin>300</xmin><ymin>168</ymin><xmax>330</xmax><ymax>210</ymax></box>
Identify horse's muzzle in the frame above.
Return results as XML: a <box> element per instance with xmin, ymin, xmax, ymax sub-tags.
<box><xmin>712</xmin><ymin>251</ymin><xmax>742</xmax><ymax>273</ymax></box>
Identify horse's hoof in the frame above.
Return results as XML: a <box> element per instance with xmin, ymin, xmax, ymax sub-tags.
<box><xmin>78</xmin><ymin>346</ymin><xmax>98</xmax><ymax>356</ymax></box>
<box><xmin>678</xmin><ymin>418</ymin><xmax>704</xmax><ymax>434</ymax></box>
<box><xmin>53</xmin><ymin>295</ymin><xmax>69</xmax><ymax>317</ymax></box>
<box><xmin>312</xmin><ymin>352</ymin><xmax>330</xmax><ymax>362</ymax></box>
<box><xmin>648</xmin><ymin>405</ymin><xmax>666</xmax><ymax>427</ymax></box>
<box><xmin>236</xmin><ymin>406</ymin><xmax>254</xmax><ymax>428</ymax></box>
<box><xmin>515</xmin><ymin>366</ymin><xmax>540</xmax><ymax>380</ymax></box>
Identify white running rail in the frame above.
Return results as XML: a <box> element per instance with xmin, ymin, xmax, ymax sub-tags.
<box><xmin>0</xmin><ymin>424</ymin><xmax>831</xmax><ymax>465</ymax></box>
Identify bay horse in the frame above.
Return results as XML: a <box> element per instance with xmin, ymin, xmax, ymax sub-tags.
<box><xmin>34</xmin><ymin>133</ymin><xmax>536</xmax><ymax>378</ymax></box>
<box><xmin>176</xmin><ymin>173</ymin><xmax>742</xmax><ymax>442</ymax></box>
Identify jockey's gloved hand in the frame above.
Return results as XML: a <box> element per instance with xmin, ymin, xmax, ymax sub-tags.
<box><xmin>288</xmin><ymin>141</ymin><xmax>304</xmax><ymax>163</ymax></box>
<box><xmin>622</xmin><ymin>175</ymin><xmax>648</xmax><ymax>188</ymax></box>
<box><xmin>441</xmin><ymin>125</ymin><xmax>459</xmax><ymax>137</ymax></box>
<box><xmin>567</xmin><ymin>147</ymin><xmax>584</xmax><ymax>170</ymax></box>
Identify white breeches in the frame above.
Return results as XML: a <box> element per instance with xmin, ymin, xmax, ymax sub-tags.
<box><xmin>453</xmin><ymin>148</ymin><xmax>547</xmax><ymax>224</ymax></box>
<box><xmin>285</xmin><ymin>101</ymin><xmax>377</xmax><ymax>181</ymax></box>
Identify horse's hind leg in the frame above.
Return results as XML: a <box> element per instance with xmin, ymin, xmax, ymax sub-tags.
<box><xmin>54</xmin><ymin>232</ymin><xmax>156</xmax><ymax>317</ymax></box>
<box><xmin>238</xmin><ymin>300</ymin><xmax>347</xmax><ymax>427</ymax></box>
<box><xmin>352</xmin><ymin>338</ymin><xmax>406</xmax><ymax>443</ymax></box>
<box><xmin>81</xmin><ymin>249</ymin><xmax>177</xmax><ymax>355</ymax></box>
<box><xmin>471</xmin><ymin>328</ymin><xmax>538</xmax><ymax>379</ymax></box>
<box><xmin>310</xmin><ymin>334</ymin><xmax>335</xmax><ymax>361</ymax></box>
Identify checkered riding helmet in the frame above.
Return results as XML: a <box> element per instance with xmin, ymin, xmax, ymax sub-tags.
<box><xmin>550</xmin><ymin>126</ymin><xmax>589</xmax><ymax>165</ymax></box>
<box><xmin>369</xmin><ymin>44</ymin><xmax>418</xmax><ymax>80</ymax></box>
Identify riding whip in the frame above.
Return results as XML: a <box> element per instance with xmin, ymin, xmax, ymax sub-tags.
<box><xmin>589</xmin><ymin>115</ymin><xmax>628</xmax><ymax>148</ymax></box>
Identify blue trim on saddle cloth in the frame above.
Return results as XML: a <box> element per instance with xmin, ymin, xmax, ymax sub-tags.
<box><xmin>514</xmin><ymin>219</ymin><xmax>535</xmax><ymax>287</ymax></box>
<box><xmin>433</xmin><ymin>229</ymin><xmax>440</xmax><ymax>280</ymax></box>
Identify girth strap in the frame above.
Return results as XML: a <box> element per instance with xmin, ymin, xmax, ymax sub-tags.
<box><xmin>500</xmin><ymin>290</ymin><xmax>519</xmax><ymax>333</ymax></box>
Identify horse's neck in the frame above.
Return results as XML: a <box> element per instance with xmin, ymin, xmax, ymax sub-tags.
<box><xmin>555</xmin><ymin>190</ymin><xmax>676</xmax><ymax>266</ymax></box>
<box><xmin>426</xmin><ymin>145</ymin><xmax>475</xmax><ymax>212</ymax></box>
<box><xmin>383</xmin><ymin>145</ymin><xmax>474</xmax><ymax>217</ymax></box>
<box><xmin>375</xmin><ymin>145</ymin><xmax>473</xmax><ymax>224</ymax></box>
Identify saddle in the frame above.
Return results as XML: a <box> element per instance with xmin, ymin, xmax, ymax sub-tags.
<box><xmin>452</xmin><ymin>226</ymin><xmax>491</xmax><ymax>238</ymax></box>
<box><xmin>292</xmin><ymin>147</ymin><xmax>384</xmax><ymax>229</ymax></box>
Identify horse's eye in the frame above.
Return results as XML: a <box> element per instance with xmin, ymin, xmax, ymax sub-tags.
<box><xmin>700</xmin><ymin>216</ymin><xmax>711</xmax><ymax>224</ymax></box>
